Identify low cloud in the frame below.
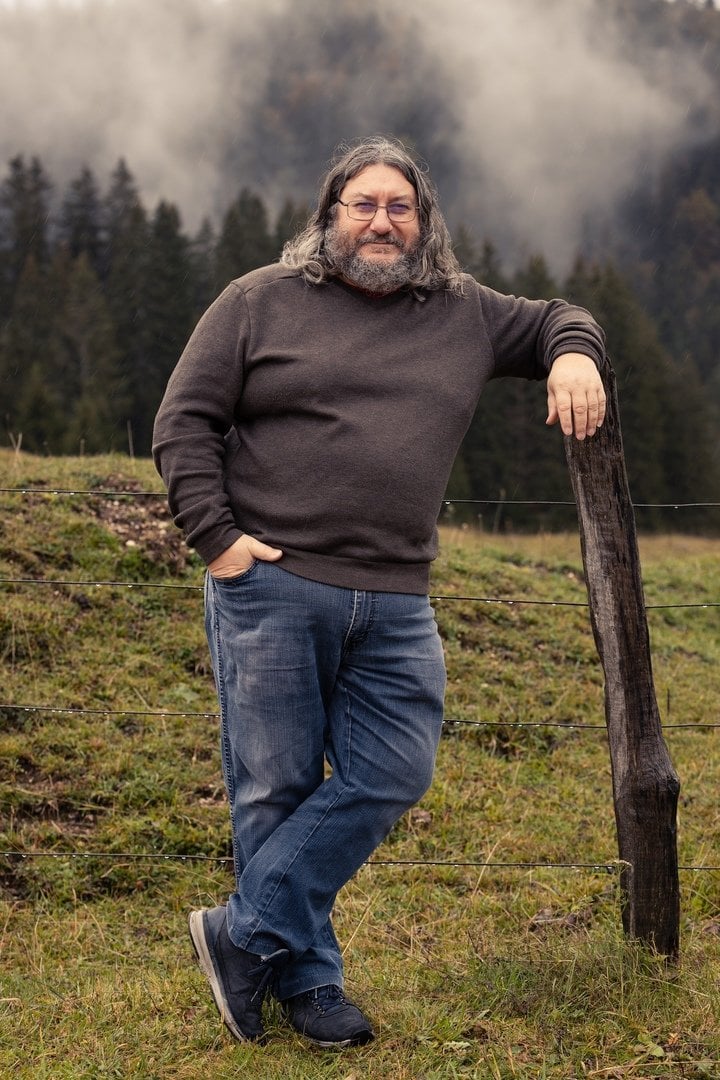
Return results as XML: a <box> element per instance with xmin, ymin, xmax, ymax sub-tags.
<box><xmin>0</xmin><ymin>0</ymin><xmax>715</xmax><ymax>269</ymax></box>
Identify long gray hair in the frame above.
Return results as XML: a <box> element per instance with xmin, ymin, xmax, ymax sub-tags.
<box><xmin>281</xmin><ymin>136</ymin><xmax>465</xmax><ymax>296</ymax></box>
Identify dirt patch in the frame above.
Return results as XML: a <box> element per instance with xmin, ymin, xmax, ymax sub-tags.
<box><xmin>89</xmin><ymin>474</ymin><xmax>192</xmax><ymax>573</ymax></box>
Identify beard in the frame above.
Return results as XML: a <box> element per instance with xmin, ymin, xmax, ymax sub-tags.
<box><xmin>324</xmin><ymin>221</ymin><xmax>422</xmax><ymax>295</ymax></box>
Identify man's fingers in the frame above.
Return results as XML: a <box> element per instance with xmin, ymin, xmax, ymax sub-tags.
<box><xmin>571</xmin><ymin>396</ymin><xmax>589</xmax><ymax>440</ymax></box>
<box><xmin>546</xmin><ymin>353</ymin><xmax>606</xmax><ymax>441</ymax></box>
<box><xmin>247</xmin><ymin>536</ymin><xmax>284</xmax><ymax>561</ymax></box>
<box><xmin>547</xmin><ymin>389</ymin><xmax>575</xmax><ymax>436</ymax></box>
<box><xmin>547</xmin><ymin>388</ymin><xmax>606</xmax><ymax>440</ymax></box>
<box><xmin>579</xmin><ymin>388</ymin><xmax>607</xmax><ymax>438</ymax></box>
<box><xmin>208</xmin><ymin>534</ymin><xmax>283</xmax><ymax>579</ymax></box>
<box><xmin>585</xmin><ymin>394</ymin><xmax>604</xmax><ymax>437</ymax></box>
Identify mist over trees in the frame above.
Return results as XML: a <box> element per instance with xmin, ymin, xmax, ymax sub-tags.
<box><xmin>0</xmin><ymin>0</ymin><xmax>719</xmax><ymax>530</ymax></box>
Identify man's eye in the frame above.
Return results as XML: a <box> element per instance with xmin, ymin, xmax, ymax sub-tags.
<box><xmin>388</xmin><ymin>203</ymin><xmax>411</xmax><ymax>214</ymax></box>
<box><xmin>353</xmin><ymin>201</ymin><xmax>377</xmax><ymax>214</ymax></box>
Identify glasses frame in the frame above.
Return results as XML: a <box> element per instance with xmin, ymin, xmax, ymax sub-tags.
<box><xmin>336</xmin><ymin>198</ymin><xmax>419</xmax><ymax>223</ymax></box>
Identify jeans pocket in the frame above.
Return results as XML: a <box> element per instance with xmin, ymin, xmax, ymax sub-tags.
<box><xmin>209</xmin><ymin>559</ymin><xmax>259</xmax><ymax>585</ymax></box>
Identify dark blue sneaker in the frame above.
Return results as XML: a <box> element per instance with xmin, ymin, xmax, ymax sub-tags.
<box><xmin>189</xmin><ymin>905</ymin><xmax>289</xmax><ymax>1042</ymax></box>
<box><xmin>284</xmin><ymin>984</ymin><xmax>375</xmax><ymax>1048</ymax></box>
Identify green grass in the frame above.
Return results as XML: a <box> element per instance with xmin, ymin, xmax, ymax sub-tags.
<box><xmin>1</xmin><ymin>449</ymin><xmax>719</xmax><ymax>1078</ymax></box>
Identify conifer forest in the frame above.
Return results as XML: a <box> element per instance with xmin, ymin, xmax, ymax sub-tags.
<box><xmin>0</xmin><ymin>0</ymin><xmax>719</xmax><ymax>532</ymax></box>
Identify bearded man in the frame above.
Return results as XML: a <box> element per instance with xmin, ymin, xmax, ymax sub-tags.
<box><xmin>153</xmin><ymin>135</ymin><xmax>606</xmax><ymax>1049</ymax></box>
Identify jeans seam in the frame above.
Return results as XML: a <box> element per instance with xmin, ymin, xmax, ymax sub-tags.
<box><xmin>207</xmin><ymin>573</ymin><xmax>242</xmax><ymax>879</ymax></box>
<box><xmin>342</xmin><ymin>590</ymin><xmax>376</xmax><ymax>654</ymax></box>
<box><xmin>341</xmin><ymin>589</ymin><xmax>359</xmax><ymax>652</ymax></box>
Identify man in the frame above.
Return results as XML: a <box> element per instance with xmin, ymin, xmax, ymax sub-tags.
<box><xmin>152</xmin><ymin>135</ymin><xmax>606</xmax><ymax>1049</ymax></box>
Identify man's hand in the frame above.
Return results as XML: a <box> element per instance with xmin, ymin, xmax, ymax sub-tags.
<box><xmin>546</xmin><ymin>352</ymin><xmax>606</xmax><ymax>440</ymax></box>
<box><xmin>208</xmin><ymin>534</ymin><xmax>283</xmax><ymax>579</ymax></box>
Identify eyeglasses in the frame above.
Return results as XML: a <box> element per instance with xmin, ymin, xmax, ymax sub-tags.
<box><xmin>336</xmin><ymin>199</ymin><xmax>418</xmax><ymax>223</ymax></box>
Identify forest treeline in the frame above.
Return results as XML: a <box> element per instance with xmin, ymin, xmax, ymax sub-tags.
<box><xmin>0</xmin><ymin>152</ymin><xmax>718</xmax><ymax>533</ymax></box>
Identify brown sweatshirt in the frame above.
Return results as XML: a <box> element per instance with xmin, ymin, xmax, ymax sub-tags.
<box><xmin>152</xmin><ymin>264</ymin><xmax>605</xmax><ymax>593</ymax></box>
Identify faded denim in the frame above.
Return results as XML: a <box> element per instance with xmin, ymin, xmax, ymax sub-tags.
<box><xmin>204</xmin><ymin>560</ymin><xmax>446</xmax><ymax>1000</ymax></box>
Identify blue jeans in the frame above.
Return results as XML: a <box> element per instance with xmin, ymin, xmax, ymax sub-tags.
<box><xmin>204</xmin><ymin>560</ymin><xmax>446</xmax><ymax>1000</ymax></box>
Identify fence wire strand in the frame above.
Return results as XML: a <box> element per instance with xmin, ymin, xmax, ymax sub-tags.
<box><xmin>2</xmin><ymin>702</ymin><xmax>719</xmax><ymax>730</ymax></box>
<box><xmin>1</xmin><ymin>848</ymin><xmax>718</xmax><ymax>873</ymax></box>
<box><xmin>2</xmin><ymin>486</ymin><xmax>719</xmax><ymax>510</ymax></box>
<box><xmin>0</xmin><ymin>576</ymin><xmax>717</xmax><ymax>610</ymax></box>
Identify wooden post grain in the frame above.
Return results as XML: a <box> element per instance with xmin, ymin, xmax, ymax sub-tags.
<box><xmin>563</xmin><ymin>361</ymin><xmax>681</xmax><ymax>957</ymax></box>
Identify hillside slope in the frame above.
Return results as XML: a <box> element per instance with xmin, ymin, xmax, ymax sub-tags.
<box><xmin>1</xmin><ymin>450</ymin><xmax>719</xmax><ymax>1078</ymax></box>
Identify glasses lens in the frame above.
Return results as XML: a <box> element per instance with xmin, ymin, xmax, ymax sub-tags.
<box><xmin>345</xmin><ymin>201</ymin><xmax>416</xmax><ymax>221</ymax></box>
<box><xmin>348</xmin><ymin>201</ymin><xmax>377</xmax><ymax>220</ymax></box>
<box><xmin>387</xmin><ymin>204</ymin><xmax>414</xmax><ymax>221</ymax></box>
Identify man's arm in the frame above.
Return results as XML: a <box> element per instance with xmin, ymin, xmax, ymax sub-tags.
<box><xmin>546</xmin><ymin>352</ymin><xmax>606</xmax><ymax>441</ymax></box>
<box><xmin>153</xmin><ymin>285</ymin><xmax>251</xmax><ymax>564</ymax></box>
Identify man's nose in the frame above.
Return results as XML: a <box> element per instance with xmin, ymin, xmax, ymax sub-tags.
<box><xmin>370</xmin><ymin>207</ymin><xmax>394</xmax><ymax>233</ymax></box>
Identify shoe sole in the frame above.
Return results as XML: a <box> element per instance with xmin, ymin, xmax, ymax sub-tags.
<box><xmin>188</xmin><ymin>908</ymin><xmax>255</xmax><ymax>1043</ymax></box>
<box><xmin>301</xmin><ymin>1031</ymin><xmax>375</xmax><ymax>1050</ymax></box>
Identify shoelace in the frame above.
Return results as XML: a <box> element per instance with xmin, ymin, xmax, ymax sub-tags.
<box><xmin>248</xmin><ymin>948</ymin><xmax>290</xmax><ymax>1003</ymax></box>
<box><xmin>307</xmin><ymin>986</ymin><xmax>349</xmax><ymax>1015</ymax></box>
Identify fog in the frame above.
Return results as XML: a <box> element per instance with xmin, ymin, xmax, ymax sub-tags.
<box><xmin>0</xmin><ymin>0</ymin><xmax>715</xmax><ymax>268</ymax></box>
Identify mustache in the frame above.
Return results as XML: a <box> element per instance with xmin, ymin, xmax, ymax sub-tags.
<box><xmin>357</xmin><ymin>232</ymin><xmax>405</xmax><ymax>249</ymax></box>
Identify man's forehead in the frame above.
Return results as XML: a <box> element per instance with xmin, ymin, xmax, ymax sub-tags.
<box><xmin>343</xmin><ymin>163</ymin><xmax>416</xmax><ymax>195</ymax></box>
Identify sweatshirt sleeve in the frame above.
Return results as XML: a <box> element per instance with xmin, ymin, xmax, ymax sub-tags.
<box><xmin>152</xmin><ymin>283</ymin><xmax>249</xmax><ymax>563</ymax></box>
<box><xmin>475</xmin><ymin>284</ymin><xmax>606</xmax><ymax>380</ymax></box>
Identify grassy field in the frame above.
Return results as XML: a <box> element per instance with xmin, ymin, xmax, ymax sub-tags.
<box><xmin>1</xmin><ymin>449</ymin><xmax>719</xmax><ymax>1079</ymax></box>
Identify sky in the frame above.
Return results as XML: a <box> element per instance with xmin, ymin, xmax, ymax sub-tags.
<box><xmin>0</xmin><ymin>0</ymin><xmax>716</xmax><ymax>269</ymax></box>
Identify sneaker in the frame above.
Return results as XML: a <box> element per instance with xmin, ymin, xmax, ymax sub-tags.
<box><xmin>284</xmin><ymin>984</ymin><xmax>375</xmax><ymax>1048</ymax></box>
<box><xmin>188</xmin><ymin>905</ymin><xmax>289</xmax><ymax>1042</ymax></box>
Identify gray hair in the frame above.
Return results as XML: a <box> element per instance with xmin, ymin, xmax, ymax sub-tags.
<box><xmin>280</xmin><ymin>135</ymin><xmax>465</xmax><ymax>296</ymax></box>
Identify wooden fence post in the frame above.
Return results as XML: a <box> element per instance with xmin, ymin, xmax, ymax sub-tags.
<box><xmin>563</xmin><ymin>361</ymin><xmax>681</xmax><ymax>958</ymax></box>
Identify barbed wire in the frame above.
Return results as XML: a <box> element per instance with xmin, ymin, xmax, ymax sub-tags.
<box><xmin>2</xmin><ymin>486</ymin><xmax>719</xmax><ymax>510</ymax></box>
<box><xmin>1</xmin><ymin>848</ymin><xmax>718</xmax><ymax>872</ymax></box>
<box><xmin>0</xmin><ymin>487</ymin><xmax>167</xmax><ymax>498</ymax></box>
<box><xmin>443</xmin><ymin>499</ymin><xmax>720</xmax><ymax>510</ymax></box>
<box><xmin>0</xmin><ymin>576</ymin><xmax>199</xmax><ymax>591</ymax></box>
<box><xmin>0</xmin><ymin>850</ymin><xmax>616</xmax><ymax>870</ymax></box>
<box><xmin>1</xmin><ymin>702</ymin><xmax>719</xmax><ymax>730</ymax></box>
<box><xmin>0</xmin><ymin>575</ymin><xmax>717</xmax><ymax>610</ymax></box>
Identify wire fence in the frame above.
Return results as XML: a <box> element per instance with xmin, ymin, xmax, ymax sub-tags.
<box><xmin>1</xmin><ymin>574</ymin><xmax>718</xmax><ymax>609</ymax></box>
<box><xmin>1</xmin><ymin>485</ymin><xmax>719</xmax><ymax>880</ymax></box>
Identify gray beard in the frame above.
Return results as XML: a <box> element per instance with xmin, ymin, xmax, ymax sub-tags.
<box><xmin>324</xmin><ymin>222</ymin><xmax>421</xmax><ymax>295</ymax></box>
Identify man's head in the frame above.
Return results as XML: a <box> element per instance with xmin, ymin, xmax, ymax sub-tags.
<box><xmin>281</xmin><ymin>136</ymin><xmax>464</xmax><ymax>296</ymax></box>
<box><xmin>324</xmin><ymin>161</ymin><xmax>422</xmax><ymax>294</ymax></box>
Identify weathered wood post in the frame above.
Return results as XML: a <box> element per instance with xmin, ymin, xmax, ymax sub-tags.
<box><xmin>563</xmin><ymin>360</ymin><xmax>681</xmax><ymax>958</ymax></box>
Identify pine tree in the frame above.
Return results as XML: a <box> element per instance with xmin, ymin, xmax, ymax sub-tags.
<box><xmin>138</xmin><ymin>200</ymin><xmax>196</xmax><ymax>455</ymax></box>
<box><xmin>189</xmin><ymin>217</ymin><xmax>217</xmax><ymax>315</ymax></box>
<box><xmin>102</xmin><ymin>159</ymin><xmax>150</xmax><ymax>451</ymax></box>
<box><xmin>0</xmin><ymin>254</ymin><xmax>60</xmax><ymax>450</ymax></box>
<box><xmin>513</xmin><ymin>254</ymin><xmax>558</xmax><ymax>301</ymax></box>
<box><xmin>13</xmin><ymin>360</ymin><xmax>64</xmax><ymax>454</ymax></box>
<box><xmin>274</xmin><ymin>198</ymin><xmax>309</xmax><ymax>258</ymax></box>
<box><xmin>214</xmin><ymin>188</ymin><xmax>275</xmax><ymax>289</ymax></box>
<box><xmin>452</xmin><ymin>229</ymin><xmax>510</xmax><ymax>292</ymax></box>
<box><xmin>57</xmin><ymin>253</ymin><xmax>127</xmax><ymax>454</ymax></box>
<box><xmin>59</xmin><ymin>165</ymin><xmax>104</xmax><ymax>277</ymax></box>
<box><xmin>477</xmin><ymin>242</ymin><xmax>509</xmax><ymax>293</ymax></box>
<box><xmin>451</xmin><ymin>225</ymin><xmax>478</xmax><ymax>275</ymax></box>
<box><xmin>0</xmin><ymin>155</ymin><xmax>53</xmax><ymax>315</ymax></box>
